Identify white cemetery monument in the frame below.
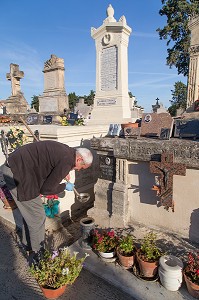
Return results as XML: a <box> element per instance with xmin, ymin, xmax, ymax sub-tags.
<box><xmin>187</xmin><ymin>14</ymin><xmax>199</xmax><ymax>109</ymax></box>
<box><xmin>39</xmin><ymin>54</ymin><xmax>69</xmax><ymax>113</ymax></box>
<box><xmin>5</xmin><ymin>63</ymin><xmax>29</xmax><ymax>113</ymax></box>
<box><xmin>90</xmin><ymin>4</ymin><xmax>132</xmax><ymax>124</ymax></box>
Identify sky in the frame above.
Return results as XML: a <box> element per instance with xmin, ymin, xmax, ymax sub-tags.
<box><xmin>0</xmin><ymin>0</ymin><xmax>187</xmax><ymax>113</ymax></box>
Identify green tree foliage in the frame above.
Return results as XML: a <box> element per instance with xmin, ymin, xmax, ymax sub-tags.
<box><xmin>31</xmin><ymin>95</ymin><xmax>39</xmax><ymax>112</ymax></box>
<box><xmin>168</xmin><ymin>81</ymin><xmax>187</xmax><ymax>116</ymax></box>
<box><xmin>157</xmin><ymin>0</ymin><xmax>199</xmax><ymax>76</ymax></box>
<box><xmin>68</xmin><ymin>92</ymin><xmax>79</xmax><ymax>110</ymax></box>
<box><xmin>84</xmin><ymin>90</ymin><xmax>95</xmax><ymax>106</ymax></box>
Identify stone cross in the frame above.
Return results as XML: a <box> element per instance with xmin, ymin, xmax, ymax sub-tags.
<box><xmin>150</xmin><ymin>151</ymin><xmax>186</xmax><ymax>211</ymax></box>
<box><xmin>6</xmin><ymin>63</ymin><xmax>24</xmax><ymax>96</ymax></box>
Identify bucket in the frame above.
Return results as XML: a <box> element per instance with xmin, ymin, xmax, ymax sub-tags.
<box><xmin>159</xmin><ymin>255</ymin><xmax>183</xmax><ymax>291</ymax></box>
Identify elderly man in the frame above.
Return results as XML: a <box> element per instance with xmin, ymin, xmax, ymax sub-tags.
<box><xmin>0</xmin><ymin>140</ymin><xmax>93</xmax><ymax>261</ymax></box>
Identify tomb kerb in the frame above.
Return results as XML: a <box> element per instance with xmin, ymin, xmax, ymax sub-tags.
<box><xmin>5</xmin><ymin>63</ymin><xmax>28</xmax><ymax>114</ymax></box>
<box><xmin>90</xmin><ymin>4</ymin><xmax>132</xmax><ymax>124</ymax></box>
<box><xmin>187</xmin><ymin>14</ymin><xmax>199</xmax><ymax>109</ymax></box>
<box><xmin>39</xmin><ymin>54</ymin><xmax>69</xmax><ymax>114</ymax></box>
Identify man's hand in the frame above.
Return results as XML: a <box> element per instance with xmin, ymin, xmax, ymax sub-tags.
<box><xmin>65</xmin><ymin>182</ymin><xmax>75</xmax><ymax>191</ymax></box>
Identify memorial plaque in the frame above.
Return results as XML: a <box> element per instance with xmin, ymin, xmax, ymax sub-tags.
<box><xmin>159</xmin><ymin>128</ymin><xmax>171</xmax><ymax>140</ymax></box>
<box><xmin>100</xmin><ymin>46</ymin><xmax>118</xmax><ymax>91</ymax></box>
<box><xmin>178</xmin><ymin>119</ymin><xmax>199</xmax><ymax>140</ymax></box>
<box><xmin>43</xmin><ymin>115</ymin><xmax>52</xmax><ymax>124</ymax></box>
<box><xmin>97</xmin><ymin>99</ymin><xmax>116</xmax><ymax>106</ymax></box>
<box><xmin>140</xmin><ymin>113</ymin><xmax>174</xmax><ymax>138</ymax></box>
<box><xmin>99</xmin><ymin>155</ymin><xmax>116</xmax><ymax>182</ymax></box>
<box><xmin>107</xmin><ymin>124</ymin><xmax>122</xmax><ymax>136</ymax></box>
<box><xmin>123</xmin><ymin>127</ymin><xmax>140</xmax><ymax>139</ymax></box>
<box><xmin>26</xmin><ymin>114</ymin><xmax>39</xmax><ymax>125</ymax></box>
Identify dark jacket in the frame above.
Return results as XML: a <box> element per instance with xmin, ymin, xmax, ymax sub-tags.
<box><xmin>8</xmin><ymin>140</ymin><xmax>76</xmax><ymax>201</ymax></box>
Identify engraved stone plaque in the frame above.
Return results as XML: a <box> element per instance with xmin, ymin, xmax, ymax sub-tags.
<box><xmin>100</xmin><ymin>46</ymin><xmax>118</xmax><ymax>91</ymax></box>
<box><xmin>97</xmin><ymin>99</ymin><xmax>116</xmax><ymax>106</ymax></box>
<box><xmin>99</xmin><ymin>155</ymin><xmax>116</xmax><ymax>182</ymax></box>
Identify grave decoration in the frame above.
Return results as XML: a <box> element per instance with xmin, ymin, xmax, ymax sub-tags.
<box><xmin>150</xmin><ymin>151</ymin><xmax>186</xmax><ymax>212</ymax></box>
<box><xmin>26</xmin><ymin>114</ymin><xmax>39</xmax><ymax>125</ymax></box>
<box><xmin>107</xmin><ymin>124</ymin><xmax>122</xmax><ymax>137</ymax></box>
<box><xmin>43</xmin><ymin>115</ymin><xmax>53</xmax><ymax>124</ymax></box>
<box><xmin>99</xmin><ymin>155</ymin><xmax>116</xmax><ymax>182</ymax></box>
<box><xmin>174</xmin><ymin>119</ymin><xmax>199</xmax><ymax>140</ymax></box>
<box><xmin>140</xmin><ymin>113</ymin><xmax>173</xmax><ymax>139</ymax></box>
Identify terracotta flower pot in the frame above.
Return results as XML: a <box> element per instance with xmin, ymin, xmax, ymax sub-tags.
<box><xmin>117</xmin><ymin>250</ymin><xmax>135</xmax><ymax>269</ymax></box>
<box><xmin>121</xmin><ymin>123</ymin><xmax>139</xmax><ymax>129</ymax></box>
<box><xmin>40</xmin><ymin>285</ymin><xmax>67</xmax><ymax>299</ymax></box>
<box><xmin>184</xmin><ymin>271</ymin><xmax>199</xmax><ymax>299</ymax></box>
<box><xmin>136</xmin><ymin>251</ymin><xmax>159</xmax><ymax>278</ymax></box>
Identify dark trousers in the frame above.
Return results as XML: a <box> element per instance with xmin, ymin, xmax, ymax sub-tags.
<box><xmin>0</xmin><ymin>163</ymin><xmax>46</xmax><ymax>252</ymax></box>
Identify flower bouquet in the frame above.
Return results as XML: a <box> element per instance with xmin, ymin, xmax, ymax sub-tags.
<box><xmin>6</xmin><ymin>126</ymin><xmax>27</xmax><ymax>150</ymax></box>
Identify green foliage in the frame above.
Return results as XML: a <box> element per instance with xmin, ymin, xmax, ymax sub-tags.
<box><xmin>30</xmin><ymin>248</ymin><xmax>89</xmax><ymax>289</ymax></box>
<box><xmin>31</xmin><ymin>95</ymin><xmax>39</xmax><ymax>112</ymax></box>
<box><xmin>68</xmin><ymin>92</ymin><xmax>79</xmax><ymax>110</ymax></box>
<box><xmin>157</xmin><ymin>0</ymin><xmax>199</xmax><ymax>76</ymax></box>
<box><xmin>168</xmin><ymin>81</ymin><xmax>187</xmax><ymax>116</ymax></box>
<box><xmin>117</xmin><ymin>235</ymin><xmax>135</xmax><ymax>255</ymax></box>
<box><xmin>92</xmin><ymin>229</ymin><xmax>118</xmax><ymax>253</ymax></box>
<box><xmin>84</xmin><ymin>90</ymin><xmax>95</xmax><ymax>106</ymax></box>
<box><xmin>140</xmin><ymin>232</ymin><xmax>162</xmax><ymax>262</ymax></box>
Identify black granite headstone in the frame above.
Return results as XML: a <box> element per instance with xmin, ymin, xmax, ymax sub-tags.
<box><xmin>178</xmin><ymin>119</ymin><xmax>199</xmax><ymax>140</ymax></box>
<box><xmin>99</xmin><ymin>155</ymin><xmax>116</xmax><ymax>182</ymax></box>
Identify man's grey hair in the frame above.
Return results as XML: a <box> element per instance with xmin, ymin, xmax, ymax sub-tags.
<box><xmin>76</xmin><ymin>148</ymin><xmax>93</xmax><ymax>165</ymax></box>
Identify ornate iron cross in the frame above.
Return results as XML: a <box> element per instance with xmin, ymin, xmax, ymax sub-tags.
<box><xmin>150</xmin><ymin>151</ymin><xmax>186</xmax><ymax>211</ymax></box>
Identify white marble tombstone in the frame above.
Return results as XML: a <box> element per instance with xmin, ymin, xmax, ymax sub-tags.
<box><xmin>187</xmin><ymin>15</ymin><xmax>199</xmax><ymax>109</ymax></box>
<box><xmin>90</xmin><ymin>5</ymin><xmax>132</xmax><ymax>124</ymax></box>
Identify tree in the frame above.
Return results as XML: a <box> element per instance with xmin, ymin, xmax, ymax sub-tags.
<box><xmin>31</xmin><ymin>95</ymin><xmax>39</xmax><ymax>112</ymax></box>
<box><xmin>68</xmin><ymin>92</ymin><xmax>79</xmax><ymax>110</ymax></box>
<box><xmin>84</xmin><ymin>90</ymin><xmax>95</xmax><ymax>106</ymax></box>
<box><xmin>157</xmin><ymin>0</ymin><xmax>199</xmax><ymax>76</ymax></box>
<box><xmin>168</xmin><ymin>81</ymin><xmax>187</xmax><ymax>116</ymax></box>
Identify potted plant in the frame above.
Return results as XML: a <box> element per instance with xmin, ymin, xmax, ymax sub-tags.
<box><xmin>117</xmin><ymin>234</ymin><xmax>136</xmax><ymax>269</ymax></box>
<box><xmin>30</xmin><ymin>247</ymin><xmax>89</xmax><ymax>299</ymax></box>
<box><xmin>136</xmin><ymin>232</ymin><xmax>162</xmax><ymax>278</ymax></box>
<box><xmin>183</xmin><ymin>251</ymin><xmax>199</xmax><ymax>298</ymax></box>
<box><xmin>92</xmin><ymin>229</ymin><xmax>118</xmax><ymax>258</ymax></box>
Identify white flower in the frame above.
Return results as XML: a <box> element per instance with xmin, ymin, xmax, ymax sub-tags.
<box><xmin>85</xmin><ymin>253</ymin><xmax>90</xmax><ymax>258</ymax></box>
<box><xmin>62</xmin><ymin>267</ymin><xmax>69</xmax><ymax>275</ymax></box>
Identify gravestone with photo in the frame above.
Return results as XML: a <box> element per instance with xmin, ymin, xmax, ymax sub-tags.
<box><xmin>140</xmin><ymin>113</ymin><xmax>174</xmax><ymax>139</ymax></box>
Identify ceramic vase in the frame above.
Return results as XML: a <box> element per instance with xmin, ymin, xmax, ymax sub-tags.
<box><xmin>136</xmin><ymin>251</ymin><xmax>159</xmax><ymax>278</ymax></box>
<box><xmin>99</xmin><ymin>251</ymin><xmax>115</xmax><ymax>259</ymax></box>
<box><xmin>40</xmin><ymin>285</ymin><xmax>67</xmax><ymax>299</ymax></box>
<box><xmin>158</xmin><ymin>255</ymin><xmax>183</xmax><ymax>291</ymax></box>
<box><xmin>184</xmin><ymin>271</ymin><xmax>199</xmax><ymax>299</ymax></box>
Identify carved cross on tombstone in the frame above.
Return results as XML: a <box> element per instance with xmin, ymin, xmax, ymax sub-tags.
<box><xmin>150</xmin><ymin>151</ymin><xmax>186</xmax><ymax>212</ymax></box>
<box><xmin>6</xmin><ymin>63</ymin><xmax>24</xmax><ymax>96</ymax></box>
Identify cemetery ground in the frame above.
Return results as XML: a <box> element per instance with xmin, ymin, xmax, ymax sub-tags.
<box><xmin>0</xmin><ymin>211</ymin><xmax>197</xmax><ymax>300</ymax></box>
